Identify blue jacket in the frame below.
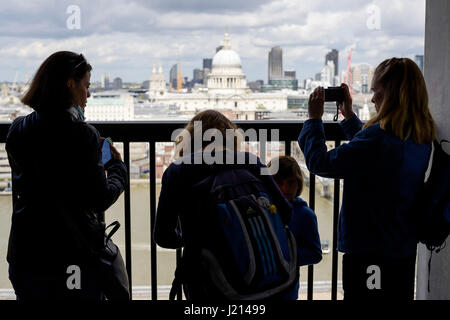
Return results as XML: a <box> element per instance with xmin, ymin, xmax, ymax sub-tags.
<box><xmin>283</xmin><ymin>197</ymin><xmax>322</xmax><ymax>300</ymax></box>
<box><xmin>289</xmin><ymin>198</ymin><xmax>322</xmax><ymax>267</ymax></box>
<box><xmin>298</xmin><ymin>114</ymin><xmax>431</xmax><ymax>258</ymax></box>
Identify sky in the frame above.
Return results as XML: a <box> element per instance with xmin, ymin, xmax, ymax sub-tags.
<box><xmin>0</xmin><ymin>0</ymin><xmax>425</xmax><ymax>84</ymax></box>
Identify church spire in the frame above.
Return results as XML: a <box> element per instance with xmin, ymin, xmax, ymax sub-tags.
<box><xmin>223</xmin><ymin>27</ymin><xmax>231</xmax><ymax>49</ymax></box>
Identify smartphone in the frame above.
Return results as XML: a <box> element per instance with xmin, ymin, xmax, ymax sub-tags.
<box><xmin>102</xmin><ymin>139</ymin><xmax>112</xmax><ymax>165</ymax></box>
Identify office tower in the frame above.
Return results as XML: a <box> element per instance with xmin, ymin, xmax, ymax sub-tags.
<box><xmin>268</xmin><ymin>46</ymin><xmax>283</xmax><ymax>82</ymax></box>
<box><xmin>351</xmin><ymin>63</ymin><xmax>375</xmax><ymax>93</ymax></box>
<box><xmin>193</xmin><ymin>68</ymin><xmax>203</xmax><ymax>84</ymax></box>
<box><xmin>101</xmin><ymin>73</ymin><xmax>110</xmax><ymax>89</ymax></box>
<box><xmin>248</xmin><ymin>80</ymin><xmax>264</xmax><ymax>92</ymax></box>
<box><xmin>325</xmin><ymin>49</ymin><xmax>339</xmax><ymax>76</ymax></box>
<box><xmin>169</xmin><ymin>64</ymin><xmax>178</xmax><ymax>90</ymax></box>
<box><xmin>284</xmin><ymin>70</ymin><xmax>296</xmax><ymax>79</ymax></box>
<box><xmin>321</xmin><ymin>61</ymin><xmax>335</xmax><ymax>86</ymax></box>
<box><xmin>142</xmin><ymin>80</ymin><xmax>150</xmax><ymax>89</ymax></box>
<box><xmin>203</xmin><ymin>58</ymin><xmax>212</xmax><ymax>70</ymax></box>
<box><xmin>203</xmin><ymin>58</ymin><xmax>212</xmax><ymax>79</ymax></box>
<box><xmin>315</xmin><ymin>72</ymin><xmax>321</xmax><ymax>81</ymax></box>
<box><xmin>415</xmin><ymin>55</ymin><xmax>424</xmax><ymax>73</ymax></box>
<box><xmin>112</xmin><ymin>77</ymin><xmax>123</xmax><ymax>90</ymax></box>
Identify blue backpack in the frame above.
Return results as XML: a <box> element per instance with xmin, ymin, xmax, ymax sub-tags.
<box><xmin>171</xmin><ymin>166</ymin><xmax>298</xmax><ymax>300</ymax></box>
<box><xmin>417</xmin><ymin>140</ymin><xmax>450</xmax><ymax>251</ymax></box>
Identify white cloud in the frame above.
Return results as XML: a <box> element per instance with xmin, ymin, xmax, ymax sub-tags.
<box><xmin>0</xmin><ymin>0</ymin><xmax>425</xmax><ymax>82</ymax></box>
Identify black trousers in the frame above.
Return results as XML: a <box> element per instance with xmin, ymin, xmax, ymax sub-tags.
<box><xmin>342</xmin><ymin>253</ymin><xmax>416</xmax><ymax>301</ymax></box>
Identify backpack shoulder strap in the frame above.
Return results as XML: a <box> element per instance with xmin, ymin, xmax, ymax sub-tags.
<box><xmin>424</xmin><ymin>141</ymin><xmax>435</xmax><ymax>183</ymax></box>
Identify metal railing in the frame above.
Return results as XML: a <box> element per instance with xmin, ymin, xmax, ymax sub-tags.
<box><xmin>0</xmin><ymin>120</ymin><xmax>347</xmax><ymax>300</ymax></box>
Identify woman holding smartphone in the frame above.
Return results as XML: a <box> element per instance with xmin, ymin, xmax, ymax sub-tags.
<box><xmin>6</xmin><ymin>51</ymin><xmax>127</xmax><ymax>300</ymax></box>
<box><xmin>299</xmin><ymin>58</ymin><xmax>436</xmax><ymax>300</ymax></box>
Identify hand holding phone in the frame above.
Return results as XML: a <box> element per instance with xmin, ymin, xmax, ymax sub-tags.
<box><xmin>101</xmin><ymin>138</ymin><xmax>113</xmax><ymax>165</ymax></box>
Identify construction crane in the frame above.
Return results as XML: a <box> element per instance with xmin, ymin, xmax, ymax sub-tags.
<box><xmin>344</xmin><ymin>48</ymin><xmax>354</xmax><ymax>97</ymax></box>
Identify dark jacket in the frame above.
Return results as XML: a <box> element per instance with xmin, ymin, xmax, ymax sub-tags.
<box><xmin>289</xmin><ymin>197</ymin><xmax>322</xmax><ymax>267</ymax></box>
<box><xmin>282</xmin><ymin>197</ymin><xmax>322</xmax><ymax>300</ymax></box>
<box><xmin>298</xmin><ymin>114</ymin><xmax>431</xmax><ymax>258</ymax></box>
<box><xmin>6</xmin><ymin>110</ymin><xmax>127</xmax><ymax>273</ymax></box>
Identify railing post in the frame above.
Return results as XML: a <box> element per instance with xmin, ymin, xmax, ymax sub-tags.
<box><xmin>123</xmin><ymin>140</ymin><xmax>133</xmax><ymax>297</ymax></box>
<box><xmin>149</xmin><ymin>141</ymin><xmax>158</xmax><ymax>300</ymax></box>
<box><xmin>176</xmin><ymin>248</ymin><xmax>182</xmax><ymax>300</ymax></box>
<box><xmin>331</xmin><ymin>140</ymin><xmax>341</xmax><ymax>300</ymax></box>
<box><xmin>308</xmin><ymin>172</ymin><xmax>316</xmax><ymax>301</ymax></box>
<box><xmin>285</xmin><ymin>141</ymin><xmax>291</xmax><ymax>156</ymax></box>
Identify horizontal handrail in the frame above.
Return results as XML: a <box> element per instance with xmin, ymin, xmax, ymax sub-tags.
<box><xmin>0</xmin><ymin>120</ymin><xmax>348</xmax><ymax>142</ymax></box>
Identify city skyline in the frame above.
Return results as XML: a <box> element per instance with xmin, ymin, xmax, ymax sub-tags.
<box><xmin>0</xmin><ymin>0</ymin><xmax>426</xmax><ymax>83</ymax></box>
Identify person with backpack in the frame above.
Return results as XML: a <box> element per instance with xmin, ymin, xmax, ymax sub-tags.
<box><xmin>6</xmin><ymin>52</ymin><xmax>128</xmax><ymax>300</ymax></box>
<box><xmin>154</xmin><ymin>110</ymin><xmax>298</xmax><ymax>301</ymax></box>
<box><xmin>299</xmin><ymin>58</ymin><xmax>436</xmax><ymax>300</ymax></box>
<box><xmin>268</xmin><ymin>156</ymin><xmax>322</xmax><ymax>300</ymax></box>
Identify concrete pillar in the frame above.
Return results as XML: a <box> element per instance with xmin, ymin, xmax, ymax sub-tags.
<box><xmin>416</xmin><ymin>0</ymin><xmax>450</xmax><ymax>300</ymax></box>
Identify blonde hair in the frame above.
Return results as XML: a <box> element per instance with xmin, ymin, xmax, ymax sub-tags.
<box><xmin>364</xmin><ymin>57</ymin><xmax>436</xmax><ymax>144</ymax></box>
<box><xmin>174</xmin><ymin>110</ymin><xmax>242</xmax><ymax>158</ymax></box>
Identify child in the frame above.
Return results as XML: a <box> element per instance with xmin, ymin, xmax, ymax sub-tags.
<box><xmin>268</xmin><ymin>155</ymin><xmax>322</xmax><ymax>299</ymax></box>
<box><xmin>154</xmin><ymin>110</ymin><xmax>296</xmax><ymax>301</ymax></box>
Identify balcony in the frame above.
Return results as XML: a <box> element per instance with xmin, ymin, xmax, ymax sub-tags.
<box><xmin>0</xmin><ymin>120</ymin><xmax>348</xmax><ymax>300</ymax></box>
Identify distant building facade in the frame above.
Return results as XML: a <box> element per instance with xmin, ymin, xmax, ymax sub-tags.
<box><xmin>203</xmin><ymin>58</ymin><xmax>212</xmax><ymax>70</ymax></box>
<box><xmin>262</xmin><ymin>78</ymin><xmax>298</xmax><ymax>92</ymax></box>
<box><xmin>101</xmin><ymin>74</ymin><xmax>110</xmax><ymax>89</ymax></box>
<box><xmin>193</xmin><ymin>68</ymin><xmax>203</xmax><ymax>84</ymax></box>
<box><xmin>351</xmin><ymin>63</ymin><xmax>375</xmax><ymax>94</ymax></box>
<box><xmin>268</xmin><ymin>46</ymin><xmax>283</xmax><ymax>82</ymax></box>
<box><xmin>169</xmin><ymin>64</ymin><xmax>178</xmax><ymax>90</ymax></box>
<box><xmin>112</xmin><ymin>77</ymin><xmax>123</xmax><ymax>90</ymax></box>
<box><xmin>149</xmin><ymin>64</ymin><xmax>167</xmax><ymax>97</ymax></box>
<box><xmin>85</xmin><ymin>91</ymin><xmax>134</xmax><ymax>121</ymax></box>
<box><xmin>284</xmin><ymin>70</ymin><xmax>296</xmax><ymax>79</ymax></box>
<box><xmin>203</xmin><ymin>58</ymin><xmax>213</xmax><ymax>80</ymax></box>
<box><xmin>415</xmin><ymin>55</ymin><xmax>424</xmax><ymax>73</ymax></box>
<box><xmin>325</xmin><ymin>49</ymin><xmax>339</xmax><ymax>76</ymax></box>
<box><xmin>321</xmin><ymin>61</ymin><xmax>335</xmax><ymax>86</ymax></box>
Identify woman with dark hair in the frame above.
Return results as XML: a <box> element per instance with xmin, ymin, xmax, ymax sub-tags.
<box><xmin>6</xmin><ymin>51</ymin><xmax>128</xmax><ymax>300</ymax></box>
<box><xmin>299</xmin><ymin>58</ymin><xmax>436</xmax><ymax>300</ymax></box>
